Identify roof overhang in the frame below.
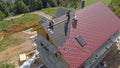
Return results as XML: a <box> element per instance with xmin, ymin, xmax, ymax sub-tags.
<box><xmin>84</xmin><ymin>30</ymin><xmax>120</xmax><ymax>68</ymax></box>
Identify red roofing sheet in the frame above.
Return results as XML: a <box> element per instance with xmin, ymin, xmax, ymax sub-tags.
<box><xmin>59</xmin><ymin>2</ymin><xmax>120</xmax><ymax>68</ymax></box>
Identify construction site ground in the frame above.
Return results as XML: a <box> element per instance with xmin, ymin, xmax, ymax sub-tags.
<box><xmin>104</xmin><ymin>41</ymin><xmax>120</xmax><ymax>68</ymax></box>
<box><xmin>0</xmin><ymin>31</ymin><xmax>120</xmax><ymax>68</ymax></box>
<box><xmin>0</xmin><ymin>32</ymin><xmax>34</xmax><ymax>68</ymax></box>
<box><xmin>0</xmin><ymin>10</ymin><xmax>51</xmax><ymax>68</ymax></box>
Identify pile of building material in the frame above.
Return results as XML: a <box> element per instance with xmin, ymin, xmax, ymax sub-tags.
<box><xmin>20</xmin><ymin>54</ymin><xmax>35</xmax><ymax>68</ymax></box>
<box><xmin>22</xmin><ymin>28</ymin><xmax>37</xmax><ymax>35</ymax></box>
<box><xmin>19</xmin><ymin>51</ymin><xmax>43</xmax><ymax>68</ymax></box>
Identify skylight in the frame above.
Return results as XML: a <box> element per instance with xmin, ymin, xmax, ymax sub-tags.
<box><xmin>76</xmin><ymin>35</ymin><xmax>86</xmax><ymax>47</ymax></box>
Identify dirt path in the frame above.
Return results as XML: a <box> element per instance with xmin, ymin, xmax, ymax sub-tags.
<box><xmin>4</xmin><ymin>14</ymin><xmax>24</xmax><ymax>21</ymax></box>
<box><xmin>31</xmin><ymin>11</ymin><xmax>52</xmax><ymax>19</ymax></box>
<box><xmin>4</xmin><ymin>11</ymin><xmax>52</xmax><ymax>21</ymax></box>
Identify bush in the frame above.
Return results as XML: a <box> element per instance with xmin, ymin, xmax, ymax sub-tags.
<box><xmin>0</xmin><ymin>11</ymin><xmax>5</xmax><ymax>21</ymax></box>
<box><xmin>0</xmin><ymin>21</ymin><xmax>12</xmax><ymax>32</ymax></box>
<box><xmin>110</xmin><ymin>0</ymin><xmax>120</xmax><ymax>17</ymax></box>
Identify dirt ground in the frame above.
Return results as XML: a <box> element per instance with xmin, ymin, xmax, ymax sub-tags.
<box><xmin>0</xmin><ymin>32</ymin><xmax>34</xmax><ymax>68</ymax></box>
<box><xmin>103</xmin><ymin>41</ymin><xmax>120</xmax><ymax>68</ymax></box>
<box><xmin>11</xmin><ymin>32</ymin><xmax>32</xmax><ymax>40</ymax></box>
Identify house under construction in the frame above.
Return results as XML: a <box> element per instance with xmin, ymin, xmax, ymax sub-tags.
<box><xmin>33</xmin><ymin>2</ymin><xmax>120</xmax><ymax>68</ymax></box>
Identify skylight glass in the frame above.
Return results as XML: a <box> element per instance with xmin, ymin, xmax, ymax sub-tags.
<box><xmin>76</xmin><ymin>35</ymin><xmax>86</xmax><ymax>47</ymax></box>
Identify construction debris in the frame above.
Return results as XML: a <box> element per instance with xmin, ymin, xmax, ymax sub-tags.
<box><xmin>19</xmin><ymin>53</ymin><xmax>27</xmax><ymax>63</ymax></box>
<box><xmin>22</xmin><ymin>28</ymin><xmax>37</xmax><ymax>35</ymax></box>
<box><xmin>20</xmin><ymin>54</ymin><xmax>36</xmax><ymax>68</ymax></box>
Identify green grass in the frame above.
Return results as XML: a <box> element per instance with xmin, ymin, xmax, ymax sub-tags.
<box><xmin>63</xmin><ymin>0</ymin><xmax>111</xmax><ymax>9</ymax></box>
<box><xmin>104</xmin><ymin>0</ymin><xmax>112</xmax><ymax>5</ymax></box>
<box><xmin>40</xmin><ymin>1</ymin><xmax>111</xmax><ymax>15</ymax></box>
<box><xmin>41</xmin><ymin>7</ymin><xmax>59</xmax><ymax>16</ymax></box>
<box><xmin>0</xmin><ymin>35</ymin><xmax>24</xmax><ymax>52</ymax></box>
<box><xmin>0</xmin><ymin>61</ymin><xmax>15</xmax><ymax>68</ymax></box>
<box><xmin>11</xmin><ymin>14</ymin><xmax>41</xmax><ymax>25</ymax></box>
<box><xmin>0</xmin><ymin>21</ymin><xmax>12</xmax><ymax>32</ymax></box>
<box><xmin>0</xmin><ymin>14</ymin><xmax>41</xmax><ymax>33</ymax></box>
<box><xmin>85</xmin><ymin>0</ymin><xmax>112</xmax><ymax>7</ymax></box>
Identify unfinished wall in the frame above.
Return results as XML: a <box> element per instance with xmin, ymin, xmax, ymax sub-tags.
<box><xmin>36</xmin><ymin>25</ymin><xmax>57</xmax><ymax>48</ymax></box>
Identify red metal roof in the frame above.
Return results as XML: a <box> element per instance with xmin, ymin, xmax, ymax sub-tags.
<box><xmin>59</xmin><ymin>2</ymin><xmax>120</xmax><ymax>68</ymax></box>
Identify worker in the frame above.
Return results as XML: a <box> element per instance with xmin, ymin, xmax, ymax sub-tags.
<box><xmin>48</xmin><ymin>18</ymin><xmax>55</xmax><ymax>34</ymax></box>
<box><xmin>98</xmin><ymin>61</ymin><xmax>108</xmax><ymax>68</ymax></box>
<box><xmin>49</xmin><ymin>19</ymin><xmax>55</xmax><ymax>29</ymax></box>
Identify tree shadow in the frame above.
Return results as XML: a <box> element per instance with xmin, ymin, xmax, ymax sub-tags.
<box><xmin>64</xmin><ymin>21</ymin><xmax>69</xmax><ymax>36</ymax></box>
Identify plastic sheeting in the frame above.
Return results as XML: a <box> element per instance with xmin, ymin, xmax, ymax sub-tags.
<box><xmin>20</xmin><ymin>55</ymin><xmax>35</xmax><ymax>68</ymax></box>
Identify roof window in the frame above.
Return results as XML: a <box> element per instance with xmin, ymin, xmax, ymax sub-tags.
<box><xmin>76</xmin><ymin>35</ymin><xmax>86</xmax><ymax>47</ymax></box>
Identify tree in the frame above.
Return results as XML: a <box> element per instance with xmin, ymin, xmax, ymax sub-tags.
<box><xmin>16</xmin><ymin>0</ymin><xmax>29</xmax><ymax>13</ymax></box>
<box><xmin>110</xmin><ymin>0</ymin><xmax>120</xmax><ymax>17</ymax></box>
<box><xmin>42</xmin><ymin>0</ymin><xmax>47</xmax><ymax>8</ymax></box>
<box><xmin>28</xmin><ymin>0</ymin><xmax>43</xmax><ymax>11</ymax></box>
<box><xmin>48</xmin><ymin>0</ymin><xmax>57</xmax><ymax>7</ymax></box>
<box><xmin>0</xmin><ymin>11</ymin><xmax>5</xmax><ymax>21</ymax></box>
<box><xmin>68</xmin><ymin>0</ymin><xmax>81</xmax><ymax>9</ymax></box>
<box><xmin>23</xmin><ymin>0</ymin><xmax>29</xmax><ymax>5</ymax></box>
<box><xmin>6</xmin><ymin>2</ymin><xmax>17</xmax><ymax>16</ymax></box>
<box><xmin>0</xmin><ymin>0</ymin><xmax>10</xmax><ymax>16</ymax></box>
